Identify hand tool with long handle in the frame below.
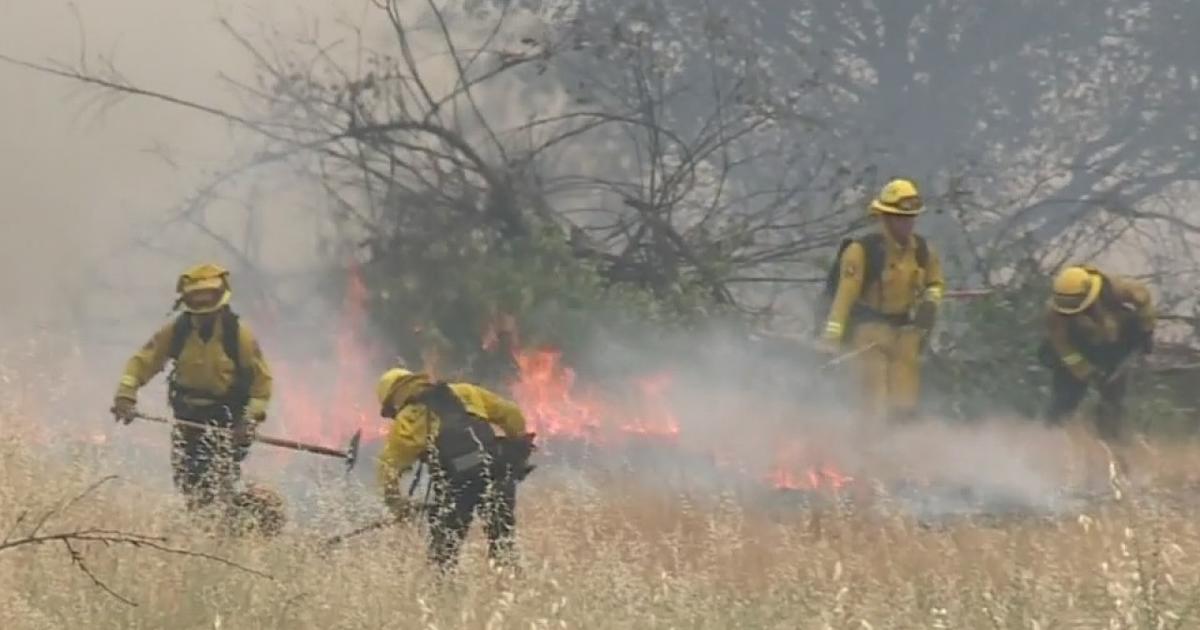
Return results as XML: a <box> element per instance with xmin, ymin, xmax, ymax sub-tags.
<box><xmin>128</xmin><ymin>411</ymin><xmax>362</xmax><ymax>472</ymax></box>
<box><xmin>822</xmin><ymin>341</ymin><xmax>878</xmax><ymax>368</ymax></box>
<box><xmin>321</xmin><ymin>506</ymin><xmax>431</xmax><ymax>549</ymax></box>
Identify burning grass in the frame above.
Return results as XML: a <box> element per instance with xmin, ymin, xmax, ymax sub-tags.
<box><xmin>7</xmin><ymin>292</ymin><xmax>1200</xmax><ymax>627</ymax></box>
<box><xmin>6</xmin><ymin>416</ymin><xmax>1200</xmax><ymax>629</ymax></box>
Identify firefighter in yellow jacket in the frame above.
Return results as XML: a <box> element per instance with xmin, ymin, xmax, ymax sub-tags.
<box><xmin>1040</xmin><ymin>265</ymin><xmax>1155</xmax><ymax>441</ymax></box>
<box><xmin>375</xmin><ymin>367</ymin><xmax>534</xmax><ymax>571</ymax></box>
<box><xmin>110</xmin><ymin>264</ymin><xmax>272</xmax><ymax>511</ymax></box>
<box><xmin>820</xmin><ymin>179</ymin><xmax>945</xmax><ymax>423</ymax></box>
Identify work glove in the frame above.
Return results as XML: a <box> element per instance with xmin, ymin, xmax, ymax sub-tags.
<box><xmin>111</xmin><ymin>397</ymin><xmax>138</xmax><ymax>425</ymax></box>
<box><xmin>232</xmin><ymin>417</ymin><xmax>257</xmax><ymax>450</ymax></box>
<box><xmin>383</xmin><ymin>489</ymin><xmax>424</xmax><ymax>522</ymax></box>
<box><xmin>819</xmin><ymin>339</ymin><xmax>843</xmax><ymax>358</ymax></box>
<box><xmin>499</xmin><ymin>433</ymin><xmax>538</xmax><ymax>481</ymax></box>
<box><xmin>234</xmin><ymin>398</ymin><xmax>267</xmax><ymax>449</ymax></box>
<box><xmin>817</xmin><ymin>332</ymin><xmax>844</xmax><ymax>358</ymax></box>
<box><xmin>912</xmin><ymin>300</ymin><xmax>938</xmax><ymax>333</ymax></box>
<box><xmin>505</xmin><ymin>432</ymin><xmax>537</xmax><ymax>462</ymax></box>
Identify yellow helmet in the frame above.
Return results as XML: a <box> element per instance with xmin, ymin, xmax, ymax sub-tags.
<box><xmin>176</xmin><ymin>263</ymin><xmax>232</xmax><ymax>314</ymax></box>
<box><xmin>1051</xmin><ymin>266</ymin><xmax>1102</xmax><ymax>314</ymax></box>
<box><xmin>869</xmin><ymin>178</ymin><xmax>924</xmax><ymax>215</ymax></box>
<box><xmin>376</xmin><ymin>367</ymin><xmax>416</xmax><ymax>406</ymax></box>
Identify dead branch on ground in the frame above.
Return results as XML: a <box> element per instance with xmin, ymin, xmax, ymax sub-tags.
<box><xmin>0</xmin><ymin>476</ymin><xmax>273</xmax><ymax>607</ymax></box>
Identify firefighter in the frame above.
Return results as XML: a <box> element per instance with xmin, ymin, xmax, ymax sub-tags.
<box><xmin>375</xmin><ymin>367</ymin><xmax>535</xmax><ymax>572</ymax></box>
<box><xmin>819</xmin><ymin>178</ymin><xmax>945</xmax><ymax>423</ymax></box>
<box><xmin>1040</xmin><ymin>265</ymin><xmax>1155</xmax><ymax>442</ymax></box>
<box><xmin>110</xmin><ymin>263</ymin><xmax>273</xmax><ymax>513</ymax></box>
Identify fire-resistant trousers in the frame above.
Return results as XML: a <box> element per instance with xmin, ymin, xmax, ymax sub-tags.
<box><xmin>848</xmin><ymin>321</ymin><xmax>924</xmax><ymax>423</ymax></box>
<box><xmin>1044</xmin><ymin>361</ymin><xmax>1129</xmax><ymax>443</ymax></box>
<box><xmin>170</xmin><ymin>405</ymin><xmax>249</xmax><ymax>511</ymax></box>
<box><xmin>426</xmin><ymin>467</ymin><xmax>517</xmax><ymax>572</ymax></box>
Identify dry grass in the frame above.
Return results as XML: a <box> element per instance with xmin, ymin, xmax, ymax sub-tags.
<box><xmin>5</xmin><ymin>414</ymin><xmax>1200</xmax><ymax>629</ymax></box>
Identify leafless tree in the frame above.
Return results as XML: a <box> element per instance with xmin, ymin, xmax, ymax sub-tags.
<box><xmin>5</xmin><ymin>0</ymin><xmax>1200</xmax><ymax>367</ymax></box>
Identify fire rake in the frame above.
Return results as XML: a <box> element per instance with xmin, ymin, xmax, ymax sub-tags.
<box><xmin>129</xmin><ymin>411</ymin><xmax>362</xmax><ymax>473</ymax></box>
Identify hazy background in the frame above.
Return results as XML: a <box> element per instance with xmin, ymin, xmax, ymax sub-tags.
<box><xmin>3</xmin><ymin>0</ymin><xmax>1192</xmax><ymax>527</ymax></box>
<box><xmin>0</xmin><ymin>1</ymin><xmax>379</xmax><ymax>332</ymax></box>
<box><xmin>0</xmin><ymin>1</ymin><xmax>388</xmax><ymax>516</ymax></box>
<box><xmin>3</xmin><ymin>1</ymin><xmax>240</xmax><ymax>318</ymax></box>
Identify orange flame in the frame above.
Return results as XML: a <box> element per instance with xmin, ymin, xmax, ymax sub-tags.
<box><xmin>510</xmin><ymin>347</ymin><xmax>604</xmax><ymax>440</ymax></box>
<box><xmin>242</xmin><ymin>273</ymin><xmax>856</xmax><ymax>493</ymax></box>
<box><xmin>618</xmin><ymin>373</ymin><xmax>681</xmax><ymax>438</ymax></box>
<box><xmin>505</xmin><ymin>345</ymin><xmax>680</xmax><ymax>444</ymax></box>
<box><xmin>255</xmin><ymin>259</ymin><xmax>387</xmax><ymax>464</ymax></box>
<box><xmin>489</xmin><ymin>313</ymin><xmax>852</xmax><ymax>490</ymax></box>
<box><xmin>766</xmin><ymin>440</ymin><xmax>854</xmax><ymax>491</ymax></box>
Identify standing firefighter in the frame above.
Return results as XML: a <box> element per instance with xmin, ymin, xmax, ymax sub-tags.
<box><xmin>1040</xmin><ymin>265</ymin><xmax>1155</xmax><ymax>442</ymax></box>
<box><xmin>818</xmin><ymin>178</ymin><xmax>945</xmax><ymax>423</ymax></box>
<box><xmin>375</xmin><ymin>367</ymin><xmax>535</xmax><ymax>572</ymax></box>
<box><xmin>110</xmin><ymin>264</ymin><xmax>273</xmax><ymax>514</ymax></box>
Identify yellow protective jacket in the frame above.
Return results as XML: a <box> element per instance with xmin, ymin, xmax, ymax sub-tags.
<box><xmin>1045</xmin><ymin>272</ymin><xmax>1155</xmax><ymax>380</ymax></box>
<box><xmin>376</xmin><ymin>377</ymin><xmax>527</xmax><ymax>492</ymax></box>
<box><xmin>823</xmin><ymin>230</ymin><xmax>945</xmax><ymax>340</ymax></box>
<box><xmin>114</xmin><ymin>312</ymin><xmax>272</xmax><ymax>416</ymax></box>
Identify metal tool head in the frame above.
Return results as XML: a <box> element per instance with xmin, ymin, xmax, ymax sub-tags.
<box><xmin>345</xmin><ymin>429</ymin><xmax>363</xmax><ymax>473</ymax></box>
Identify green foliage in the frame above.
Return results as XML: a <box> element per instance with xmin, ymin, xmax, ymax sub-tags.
<box><xmin>1126</xmin><ymin>393</ymin><xmax>1192</xmax><ymax>437</ymax></box>
<box><xmin>923</xmin><ymin>278</ymin><xmax>1051</xmax><ymax>421</ymax></box>
<box><xmin>358</xmin><ymin>213</ymin><xmax>719</xmax><ymax>380</ymax></box>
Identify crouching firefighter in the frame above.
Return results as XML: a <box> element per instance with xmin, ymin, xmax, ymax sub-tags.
<box><xmin>374</xmin><ymin>367</ymin><xmax>535</xmax><ymax>572</ymax></box>
<box><xmin>817</xmin><ymin>178</ymin><xmax>945</xmax><ymax>423</ymax></box>
<box><xmin>1039</xmin><ymin>265</ymin><xmax>1156</xmax><ymax>442</ymax></box>
<box><xmin>110</xmin><ymin>264</ymin><xmax>273</xmax><ymax>512</ymax></box>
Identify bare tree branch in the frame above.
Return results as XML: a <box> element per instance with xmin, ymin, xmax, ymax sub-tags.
<box><xmin>0</xmin><ymin>476</ymin><xmax>273</xmax><ymax>607</ymax></box>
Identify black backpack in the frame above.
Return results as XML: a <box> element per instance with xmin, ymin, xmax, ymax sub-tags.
<box><xmin>165</xmin><ymin>308</ymin><xmax>251</xmax><ymax>414</ymax></box>
<box><xmin>813</xmin><ymin>233</ymin><xmax>929</xmax><ymax>337</ymax></box>
<box><xmin>409</xmin><ymin>382</ymin><xmax>500</xmax><ymax>478</ymax></box>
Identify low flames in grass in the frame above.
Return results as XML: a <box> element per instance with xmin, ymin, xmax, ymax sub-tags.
<box><xmin>767</xmin><ymin>440</ymin><xmax>855</xmax><ymax>491</ymax></box>
<box><xmin>254</xmin><ymin>262</ymin><xmax>389</xmax><ymax>469</ymax></box>
<box><xmin>224</xmin><ymin>262</ymin><xmax>852</xmax><ymax>493</ymax></box>
<box><xmin>484</xmin><ymin>313</ymin><xmax>683</xmax><ymax>445</ymax></box>
<box><xmin>509</xmin><ymin>347</ymin><xmax>682</xmax><ymax>444</ymax></box>
<box><xmin>484</xmin><ymin>315</ymin><xmax>851</xmax><ymax>493</ymax></box>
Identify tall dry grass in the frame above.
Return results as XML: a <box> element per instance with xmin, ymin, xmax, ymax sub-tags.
<box><xmin>5</xmin><ymin>413</ymin><xmax>1200</xmax><ymax>630</ymax></box>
